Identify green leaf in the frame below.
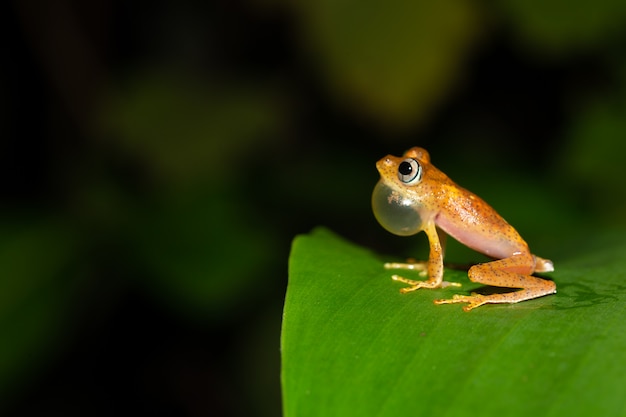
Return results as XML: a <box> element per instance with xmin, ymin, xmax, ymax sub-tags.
<box><xmin>282</xmin><ymin>227</ymin><xmax>626</xmax><ymax>417</ymax></box>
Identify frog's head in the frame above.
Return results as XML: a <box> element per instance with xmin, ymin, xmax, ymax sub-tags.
<box><xmin>371</xmin><ymin>147</ymin><xmax>433</xmax><ymax>236</ymax></box>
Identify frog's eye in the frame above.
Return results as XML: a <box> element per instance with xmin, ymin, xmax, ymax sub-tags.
<box><xmin>398</xmin><ymin>158</ymin><xmax>422</xmax><ymax>184</ymax></box>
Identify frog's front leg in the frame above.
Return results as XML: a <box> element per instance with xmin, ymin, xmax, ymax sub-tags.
<box><xmin>388</xmin><ymin>223</ymin><xmax>460</xmax><ymax>292</ymax></box>
<box><xmin>434</xmin><ymin>253</ymin><xmax>556</xmax><ymax>311</ymax></box>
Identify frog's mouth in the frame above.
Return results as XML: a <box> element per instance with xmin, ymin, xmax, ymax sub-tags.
<box><xmin>372</xmin><ymin>180</ymin><xmax>423</xmax><ymax>236</ymax></box>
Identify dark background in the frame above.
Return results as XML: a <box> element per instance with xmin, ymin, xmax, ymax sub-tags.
<box><xmin>3</xmin><ymin>0</ymin><xmax>626</xmax><ymax>415</ymax></box>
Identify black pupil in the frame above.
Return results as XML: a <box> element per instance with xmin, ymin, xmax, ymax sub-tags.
<box><xmin>399</xmin><ymin>161</ymin><xmax>413</xmax><ymax>176</ymax></box>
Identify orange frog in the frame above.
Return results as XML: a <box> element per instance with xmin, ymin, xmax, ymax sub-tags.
<box><xmin>372</xmin><ymin>147</ymin><xmax>556</xmax><ymax>311</ymax></box>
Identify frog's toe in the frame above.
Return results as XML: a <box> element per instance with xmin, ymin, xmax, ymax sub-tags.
<box><xmin>384</xmin><ymin>261</ymin><xmax>428</xmax><ymax>276</ymax></box>
<box><xmin>434</xmin><ymin>294</ymin><xmax>488</xmax><ymax>311</ymax></box>
<box><xmin>390</xmin><ymin>275</ymin><xmax>417</xmax><ymax>293</ymax></box>
<box><xmin>441</xmin><ymin>281</ymin><xmax>462</xmax><ymax>288</ymax></box>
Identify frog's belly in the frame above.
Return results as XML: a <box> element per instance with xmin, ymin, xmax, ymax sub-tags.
<box><xmin>435</xmin><ymin>213</ymin><xmax>529</xmax><ymax>259</ymax></box>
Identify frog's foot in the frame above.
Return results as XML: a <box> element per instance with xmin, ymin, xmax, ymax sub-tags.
<box><xmin>434</xmin><ymin>293</ymin><xmax>488</xmax><ymax>312</ymax></box>
<box><xmin>392</xmin><ymin>275</ymin><xmax>461</xmax><ymax>293</ymax></box>
<box><xmin>384</xmin><ymin>260</ymin><xmax>428</xmax><ymax>277</ymax></box>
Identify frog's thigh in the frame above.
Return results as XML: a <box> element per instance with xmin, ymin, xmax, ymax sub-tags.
<box><xmin>468</xmin><ymin>255</ymin><xmax>556</xmax><ymax>296</ymax></box>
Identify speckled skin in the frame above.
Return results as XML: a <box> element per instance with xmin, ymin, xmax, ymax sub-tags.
<box><xmin>375</xmin><ymin>147</ymin><xmax>556</xmax><ymax>311</ymax></box>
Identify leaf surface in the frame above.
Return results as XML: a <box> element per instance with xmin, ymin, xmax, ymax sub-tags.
<box><xmin>282</xmin><ymin>228</ymin><xmax>626</xmax><ymax>417</ymax></box>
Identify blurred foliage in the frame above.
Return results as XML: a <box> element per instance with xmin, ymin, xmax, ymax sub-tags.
<box><xmin>495</xmin><ymin>0</ymin><xmax>626</xmax><ymax>52</ymax></box>
<box><xmin>97</xmin><ymin>71</ymin><xmax>285</xmax><ymax>319</ymax></box>
<box><xmin>0</xmin><ymin>216</ymin><xmax>80</xmax><ymax>396</ymax></box>
<box><xmin>3</xmin><ymin>0</ymin><xmax>626</xmax><ymax>415</ymax></box>
<box><xmin>101</xmin><ymin>72</ymin><xmax>283</xmax><ymax>185</ymax></box>
<box><xmin>559</xmin><ymin>82</ymin><xmax>626</xmax><ymax>221</ymax></box>
<box><xmin>126</xmin><ymin>187</ymin><xmax>279</xmax><ymax>318</ymax></box>
<box><xmin>287</xmin><ymin>0</ymin><xmax>480</xmax><ymax>128</ymax></box>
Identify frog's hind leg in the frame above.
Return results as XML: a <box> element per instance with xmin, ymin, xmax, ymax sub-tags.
<box><xmin>434</xmin><ymin>254</ymin><xmax>556</xmax><ymax>311</ymax></box>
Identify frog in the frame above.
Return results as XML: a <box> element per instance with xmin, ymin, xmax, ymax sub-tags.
<box><xmin>371</xmin><ymin>147</ymin><xmax>556</xmax><ymax>311</ymax></box>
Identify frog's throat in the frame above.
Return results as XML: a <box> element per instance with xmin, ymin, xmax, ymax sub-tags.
<box><xmin>372</xmin><ymin>180</ymin><xmax>423</xmax><ymax>236</ymax></box>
